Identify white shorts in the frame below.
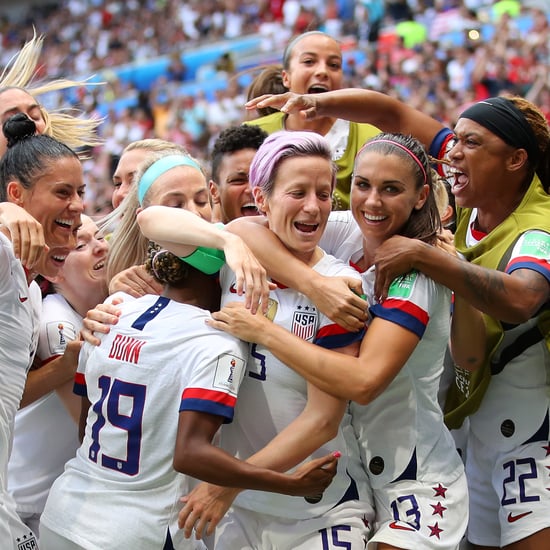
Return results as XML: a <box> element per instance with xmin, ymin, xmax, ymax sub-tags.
<box><xmin>466</xmin><ymin>427</ymin><xmax>550</xmax><ymax>547</ymax></box>
<box><xmin>215</xmin><ymin>500</ymin><xmax>373</xmax><ymax>550</ymax></box>
<box><xmin>0</xmin><ymin>489</ymin><xmax>38</xmax><ymax>550</ymax></box>
<box><xmin>368</xmin><ymin>471</ymin><xmax>468</xmax><ymax>550</ymax></box>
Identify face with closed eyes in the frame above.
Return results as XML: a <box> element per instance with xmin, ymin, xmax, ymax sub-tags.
<box><xmin>144</xmin><ymin>165</ymin><xmax>212</xmax><ymax>221</ymax></box>
<box><xmin>0</xmin><ymin>88</ymin><xmax>47</xmax><ymax>156</ymax></box>
<box><xmin>53</xmin><ymin>215</ymin><xmax>109</xmax><ymax>301</ymax></box>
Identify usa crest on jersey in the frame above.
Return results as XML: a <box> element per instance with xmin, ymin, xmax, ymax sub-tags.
<box><xmin>292</xmin><ymin>306</ymin><xmax>317</xmax><ymax>340</ymax></box>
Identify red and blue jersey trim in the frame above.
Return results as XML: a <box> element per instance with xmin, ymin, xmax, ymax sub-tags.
<box><xmin>74</xmin><ymin>372</ymin><xmax>87</xmax><ymax>397</ymax></box>
<box><xmin>314</xmin><ymin>323</ymin><xmax>365</xmax><ymax>349</ymax></box>
<box><xmin>429</xmin><ymin>128</ymin><xmax>455</xmax><ymax>178</ymax></box>
<box><xmin>180</xmin><ymin>387</ymin><xmax>237</xmax><ymax>423</ymax></box>
<box><xmin>506</xmin><ymin>256</ymin><xmax>550</xmax><ymax>283</ymax></box>
<box><xmin>371</xmin><ymin>298</ymin><xmax>429</xmax><ymax>339</ymax></box>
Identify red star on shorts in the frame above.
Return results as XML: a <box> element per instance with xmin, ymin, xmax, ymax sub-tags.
<box><xmin>542</xmin><ymin>442</ymin><xmax>550</xmax><ymax>457</ymax></box>
<box><xmin>428</xmin><ymin>522</ymin><xmax>444</xmax><ymax>539</ymax></box>
<box><xmin>431</xmin><ymin>502</ymin><xmax>447</xmax><ymax>517</ymax></box>
<box><xmin>433</xmin><ymin>483</ymin><xmax>448</xmax><ymax>498</ymax></box>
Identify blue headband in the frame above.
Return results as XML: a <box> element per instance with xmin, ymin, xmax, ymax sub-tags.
<box><xmin>137</xmin><ymin>155</ymin><xmax>202</xmax><ymax>205</ymax></box>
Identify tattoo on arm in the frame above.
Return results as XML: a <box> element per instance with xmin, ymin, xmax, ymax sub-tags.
<box><xmin>460</xmin><ymin>262</ymin><xmax>507</xmax><ymax>308</ymax></box>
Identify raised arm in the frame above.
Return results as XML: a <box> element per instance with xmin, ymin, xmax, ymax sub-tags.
<box><xmin>245</xmin><ymin>89</ymin><xmax>445</xmax><ymax>151</ymax></box>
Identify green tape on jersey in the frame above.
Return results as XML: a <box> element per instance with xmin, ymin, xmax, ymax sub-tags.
<box><xmin>388</xmin><ymin>270</ymin><xmax>418</xmax><ymax>299</ymax></box>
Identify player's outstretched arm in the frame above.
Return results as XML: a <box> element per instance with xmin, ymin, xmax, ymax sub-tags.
<box><xmin>175</xmin><ymin>410</ymin><xmax>339</xmax><ymax>538</ymax></box>
<box><xmin>227</xmin><ymin>217</ymin><xmax>367</xmax><ymax>332</ymax></box>
<box><xmin>245</xmin><ymin>88</ymin><xmax>445</xmax><ymax>150</ymax></box>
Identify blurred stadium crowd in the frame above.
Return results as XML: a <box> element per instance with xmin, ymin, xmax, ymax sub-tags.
<box><xmin>1</xmin><ymin>0</ymin><xmax>549</xmax><ymax>215</ymax></box>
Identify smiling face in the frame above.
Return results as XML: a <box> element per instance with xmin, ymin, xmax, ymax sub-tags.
<box><xmin>351</xmin><ymin>151</ymin><xmax>428</xmax><ymax>250</ymax></box>
<box><xmin>253</xmin><ymin>155</ymin><xmax>333</xmax><ymax>264</ymax></box>
<box><xmin>11</xmin><ymin>155</ymin><xmax>85</xmax><ymax>253</ymax></box>
<box><xmin>448</xmin><ymin>117</ymin><xmax>516</xmax><ymax>210</ymax></box>
<box><xmin>145</xmin><ymin>165</ymin><xmax>212</xmax><ymax>220</ymax></box>
<box><xmin>0</xmin><ymin>88</ymin><xmax>47</xmax><ymax>156</ymax></box>
<box><xmin>112</xmin><ymin>147</ymin><xmax>151</xmax><ymax>209</ymax></box>
<box><xmin>54</xmin><ymin>214</ymin><xmax>109</xmax><ymax>299</ymax></box>
<box><xmin>209</xmin><ymin>148</ymin><xmax>259</xmax><ymax>223</ymax></box>
<box><xmin>282</xmin><ymin>34</ymin><xmax>343</xmax><ymax>95</ymax></box>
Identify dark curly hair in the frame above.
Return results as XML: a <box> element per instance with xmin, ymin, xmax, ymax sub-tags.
<box><xmin>145</xmin><ymin>242</ymin><xmax>189</xmax><ymax>285</ymax></box>
<box><xmin>210</xmin><ymin>125</ymin><xmax>268</xmax><ymax>182</ymax></box>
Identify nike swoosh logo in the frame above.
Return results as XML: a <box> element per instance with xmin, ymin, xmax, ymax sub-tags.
<box><xmin>229</xmin><ymin>284</ymin><xmax>237</xmax><ymax>294</ymax></box>
<box><xmin>507</xmin><ymin>511</ymin><xmax>532</xmax><ymax>523</ymax></box>
<box><xmin>389</xmin><ymin>521</ymin><xmax>416</xmax><ymax>531</ymax></box>
<box><xmin>19</xmin><ymin>295</ymin><xmax>28</xmax><ymax>303</ymax></box>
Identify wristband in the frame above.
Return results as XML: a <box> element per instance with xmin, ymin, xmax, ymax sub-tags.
<box><xmin>180</xmin><ymin>246</ymin><xmax>225</xmax><ymax>275</ymax></box>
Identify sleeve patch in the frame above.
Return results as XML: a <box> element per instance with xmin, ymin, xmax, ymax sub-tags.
<box><xmin>388</xmin><ymin>270</ymin><xmax>419</xmax><ymax>300</ymax></box>
<box><xmin>46</xmin><ymin>320</ymin><xmax>76</xmax><ymax>356</ymax></box>
<box><xmin>212</xmin><ymin>353</ymin><xmax>246</xmax><ymax>396</ymax></box>
<box><xmin>515</xmin><ymin>231</ymin><xmax>550</xmax><ymax>258</ymax></box>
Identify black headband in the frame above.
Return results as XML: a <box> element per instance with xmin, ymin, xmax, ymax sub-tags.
<box><xmin>459</xmin><ymin>97</ymin><xmax>539</xmax><ymax>163</ymax></box>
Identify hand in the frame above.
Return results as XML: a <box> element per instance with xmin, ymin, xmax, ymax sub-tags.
<box><xmin>222</xmin><ymin>234</ymin><xmax>275</xmax><ymax>314</ymax></box>
<box><xmin>374</xmin><ymin>236</ymin><xmax>422</xmax><ymax>302</ymax></box>
<box><xmin>80</xmin><ymin>297</ymin><xmax>123</xmax><ymax>346</ymax></box>
<box><xmin>436</xmin><ymin>228</ymin><xmax>457</xmax><ymax>256</ymax></box>
<box><xmin>286</xmin><ymin>451</ymin><xmax>339</xmax><ymax>497</ymax></box>
<box><xmin>0</xmin><ymin>202</ymin><xmax>47</xmax><ymax>269</ymax></box>
<box><xmin>179</xmin><ymin>483</ymin><xmax>239</xmax><ymax>540</ymax></box>
<box><xmin>245</xmin><ymin>92</ymin><xmax>320</xmax><ymax>120</ymax></box>
<box><xmin>109</xmin><ymin>264</ymin><xmax>163</xmax><ymax>298</ymax></box>
<box><xmin>207</xmin><ymin>302</ymin><xmax>271</xmax><ymax>343</ymax></box>
<box><xmin>308</xmin><ymin>275</ymin><xmax>367</xmax><ymax>332</ymax></box>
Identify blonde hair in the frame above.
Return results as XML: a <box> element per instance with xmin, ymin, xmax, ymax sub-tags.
<box><xmin>0</xmin><ymin>31</ymin><xmax>103</xmax><ymax>151</ymax></box>
<box><xmin>432</xmin><ymin>169</ymin><xmax>449</xmax><ymax>217</ymax></box>
<box><xmin>104</xmin><ymin>141</ymin><xmax>195</xmax><ymax>282</ymax></box>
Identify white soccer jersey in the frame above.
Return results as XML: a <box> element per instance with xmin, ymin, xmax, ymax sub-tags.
<box><xmin>319</xmin><ymin>214</ymin><xmax>468</xmax><ymax>547</ymax></box>
<box><xmin>219</xmin><ymin>253</ymin><xmax>369</xmax><ymax>520</ymax></box>
<box><xmin>0</xmin><ymin>232</ymin><xmax>41</xmax><ymax>548</ymax></box>
<box><xmin>352</xmin><ymin>267</ymin><xmax>464</xmax><ymax>488</ymax></box>
<box><xmin>40</xmin><ymin>293</ymin><xmax>248</xmax><ymax>550</ymax></box>
<box><xmin>8</xmin><ymin>293</ymin><xmax>81</xmax><ymax>516</ymax></box>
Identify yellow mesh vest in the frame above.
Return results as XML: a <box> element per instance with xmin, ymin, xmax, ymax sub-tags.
<box><xmin>444</xmin><ymin>175</ymin><xmax>550</xmax><ymax>429</ymax></box>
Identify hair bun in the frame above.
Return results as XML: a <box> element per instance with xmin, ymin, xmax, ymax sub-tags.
<box><xmin>3</xmin><ymin>113</ymin><xmax>37</xmax><ymax>148</ymax></box>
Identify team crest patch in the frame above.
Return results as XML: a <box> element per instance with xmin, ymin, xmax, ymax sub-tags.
<box><xmin>213</xmin><ymin>354</ymin><xmax>246</xmax><ymax>396</ymax></box>
<box><xmin>17</xmin><ymin>532</ymin><xmax>38</xmax><ymax>549</ymax></box>
<box><xmin>46</xmin><ymin>320</ymin><xmax>76</xmax><ymax>355</ymax></box>
<box><xmin>388</xmin><ymin>270</ymin><xmax>418</xmax><ymax>299</ymax></box>
<box><xmin>264</xmin><ymin>298</ymin><xmax>278</xmax><ymax>321</ymax></box>
<box><xmin>292</xmin><ymin>305</ymin><xmax>317</xmax><ymax>340</ymax></box>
